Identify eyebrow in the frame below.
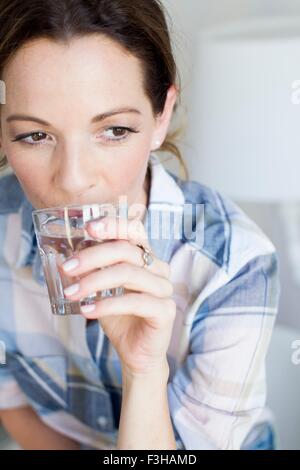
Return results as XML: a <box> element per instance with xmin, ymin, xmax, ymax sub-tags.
<box><xmin>6</xmin><ymin>107</ymin><xmax>142</xmax><ymax>126</ymax></box>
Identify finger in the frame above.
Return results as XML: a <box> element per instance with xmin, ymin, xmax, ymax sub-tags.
<box><xmin>86</xmin><ymin>215</ymin><xmax>152</xmax><ymax>251</ymax></box>
<box><xmin>63</xmin><ymin>262</ymin><xmax>174</xmax><ymax>301</ymax></box>
<box><xmin>62</xmin><ymin>239</ymin><xmax>170</xmax><ymax>279</ymax></box>
<box><xmin>86</xmin><ymin>215</ymin><xmax>170</xmax><ymax>278</ymax></box>
<box><xmin>79</xmin><ymin>292</ymin><xmax>177</xmax><ymax>324</ymax></box>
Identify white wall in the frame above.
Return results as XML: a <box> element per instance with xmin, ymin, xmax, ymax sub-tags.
<box><xmin>162</xmin><ymin>0</ymin><xmax>300</xmax><ymax>96</ymax></box>
<box><xmin>161</xmin><ymin>0</ymin><xmax>300</xmax><ymax>330</ymax></box>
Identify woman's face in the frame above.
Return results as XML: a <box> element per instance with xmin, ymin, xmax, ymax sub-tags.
<box><xmin>0</xmin><ymin>35</ymin><xmax>177</xmax><ymax>211</ymax></box>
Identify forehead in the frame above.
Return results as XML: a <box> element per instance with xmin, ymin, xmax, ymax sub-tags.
<box><xmin>3</xmin><ymin>35</ymin><xmax>147</xmax><ymax>110</ymax></box>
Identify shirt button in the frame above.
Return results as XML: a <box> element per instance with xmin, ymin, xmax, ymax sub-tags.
<box><xmin>97</xmin><ymin>416</ymin><xmax>108</xmax><ymax>428</ymax></box>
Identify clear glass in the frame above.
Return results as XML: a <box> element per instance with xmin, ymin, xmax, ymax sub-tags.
<box><xmin>32</xmin><ymin>203</ymin><xmax>127</xmax><ymax>316</ymax></box>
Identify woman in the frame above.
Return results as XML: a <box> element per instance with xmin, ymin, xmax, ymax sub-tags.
<box><xmin>0</xmin><ymin>0</ymin><xmax>280</xmax><ymax>450</ymax></box>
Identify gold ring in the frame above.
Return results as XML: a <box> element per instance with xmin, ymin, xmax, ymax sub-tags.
<box><xmin>137</xmin><ymin>243</ymin><xmax>154</xmax><ymax>268</ymax></box>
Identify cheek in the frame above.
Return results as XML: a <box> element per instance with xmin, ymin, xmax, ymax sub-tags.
<box><xmin>107</xmin><ymin>147</ymin><xmax>149</xmax><ymax>196</ymax></box>
<box><xmin>9</xmin><ymin>160</ymin><xmax>50</xmax><ymax>207</ymax></box>
<box><xmin>7</xmin><ymin>146</ymin><xmax>45</xmax><ymax>185</ymax></box>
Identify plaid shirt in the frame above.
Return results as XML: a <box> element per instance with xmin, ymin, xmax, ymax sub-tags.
<box><xmin>0</xmin><ymin>153</ymin><xmax>280</xmax><ymax>450</ymax></box>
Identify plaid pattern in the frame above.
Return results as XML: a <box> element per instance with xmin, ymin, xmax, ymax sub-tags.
<box><xmin>0</xmin><ymin>153</ymin><xmax>280</xmax><ymax>450</ymax></box>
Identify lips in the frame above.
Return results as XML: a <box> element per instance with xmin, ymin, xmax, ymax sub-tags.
<box><xmin>45</xmin><ymin>203</ymin><xmax>113</xmax><ymax>218</ymax></box>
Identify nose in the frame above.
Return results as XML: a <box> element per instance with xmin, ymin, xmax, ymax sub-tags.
<box><xmin>52</xmin><ymin>140</ymin><xmax>98</xmax><ymax>196</ymax></box>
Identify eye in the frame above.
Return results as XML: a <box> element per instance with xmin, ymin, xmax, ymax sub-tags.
<box><xmin>11</xmin><ymin>126</ymin><xmax>140</xmax><ymax>147</ymax></box>
<box><xmin>12</xmin><ymin>132</ymin><xmax>52</xmax><ymax>147</ymax></box>
<box><xmin>99</xmin><ymin>126</ymin><xmax>140</xmax><ymax>143</ymax></box>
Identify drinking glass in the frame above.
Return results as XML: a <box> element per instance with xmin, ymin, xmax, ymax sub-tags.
<box><xmin>32</xmin><ymin>203</ymin><xmax>126</xmax><ymax>315</ymax></box>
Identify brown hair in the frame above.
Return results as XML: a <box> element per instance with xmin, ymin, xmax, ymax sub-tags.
<box><xmin>0</xmin><ymin>0</ymin><xmax>188</xmax><ymax>179</ymax></box>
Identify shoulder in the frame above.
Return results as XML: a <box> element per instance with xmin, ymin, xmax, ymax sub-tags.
<box><xmin>167</xmin><ymin>171</ymin><xmax>277</xmax><ymax>278</ymax></box>
<box><xmin>0</xmin><ymin>172</ymin><xmax>28</xmax><ymax>269</ymax></box>
<box><xmin>0</xmin><ymin>172</ymin><xmax>26</xmax><ymax>214</ymax></box>
<box><xmin>166</xmin><ymin>172</ymin><xmax>280</xmax><ymax>370</ymax></box>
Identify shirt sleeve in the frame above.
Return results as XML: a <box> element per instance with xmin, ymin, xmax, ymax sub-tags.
<box><xmin>0</xmin><ymin>364</ymin><xmax>29</xmax><ymax>410</ymax></box>
<box><xmin>0</xmin><ymin>212</ymin><xmax>30</xmax><ymax>411</ymax></box>
<box><xmin>167</xmin><ymin>250</ymin><xmax>281</xmax><ymax>450</ymax></box>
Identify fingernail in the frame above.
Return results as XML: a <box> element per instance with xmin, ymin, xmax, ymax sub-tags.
<box><xmin>64</xmin><ymin>283</ymin><xmax>80</xmax><ymax>296</ymax></box>
<box><xmin>81</xmin><ymin>304</ymin><xmax>96</xmax><ymax>314</ymax></box>
<box><xmin>63</xmin><ymin>258</ymin><xmax>80</xmax><ymax>272</ymax></box>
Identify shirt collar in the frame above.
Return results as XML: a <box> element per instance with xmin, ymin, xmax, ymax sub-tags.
<box><xmin>143</xmin><ymin>153</ymin><xmax>185</xmax><ymax>262</ymax></box>
<box><xmin>5</xmin><ymin>153</ymin><xmax>185</xmax><ymax>285</ymax></box>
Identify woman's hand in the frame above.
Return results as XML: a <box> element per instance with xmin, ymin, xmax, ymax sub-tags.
<box><xmin>62</xmin><ymin>215</ymin><xmax>176</xmax><ymax>377</ymax></box>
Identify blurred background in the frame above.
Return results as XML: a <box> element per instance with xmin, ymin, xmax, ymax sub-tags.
<box><xmin>1</xmin><ymin>0</ymin><xmax>300</xmax><ymax>451</ymax></box>
<box><xmin>158</xmin><ymin>0</ymin><xmax>300</xmax><ymax>450</ymax></box>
